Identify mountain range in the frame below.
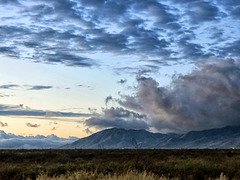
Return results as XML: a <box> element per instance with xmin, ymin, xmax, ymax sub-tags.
<box><xmin>61</xmin><ymin>126</ymin><xmax>240</xmax><ymax>149</ymax></box>
<box><xmin>0</xmin><ymin>131</ymin><xmax>78</xmax><ymax>149</ymax></box>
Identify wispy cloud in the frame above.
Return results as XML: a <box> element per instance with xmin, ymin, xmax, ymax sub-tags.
<box><xmin>117</xmin><ymin>79</ymin><xmax>127</xmax><ymax>84</ymax></box>
<box><xmin>26</xmin><ymin>122</ymin><xmax>40</xmax><ymax>128</ymax></box>
<box><xmin>0</xmin><ymin>84</ymin><xmax>19</xmax><ymax>89</ymax></box>
<box><xmin>82</xmin><ymin>128</ymin><xmax>93</xmax><ymax>135</ymax></box>
<box><xmin>0</xmin><ymin>84</ymin><xmax>53</xmax><ymax>91</ymax></box>
<box><xmin>0</xmin><ymin>104</ymin><xmax>91</xmax><ymax>118</ymax></box>
<box><xmin>28</xmin><ymin>85</ymin><xmax>53</xmax><ymax>90</ymax></box>
<box><xmin>51</xmin><ymin>127</ymin><xmax>57</xmax><ymax>131</ymax></box>
<box><xmin>0</xmin><ymin>121</ymin><xmax>8</xmax><ymax>127</ymax></box>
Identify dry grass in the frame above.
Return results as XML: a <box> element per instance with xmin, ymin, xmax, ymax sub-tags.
<box><xmin>36</xmin><ymin>171</ymin><xmax>230</xmax><ymax>180</ymax></box>
<box><xmin>36</xmin><ymin>170</ymin><xmax>177</xmax><ymax>180</ymax></box>
<box><xmin>0</xmin><ymin>149</ymin><xmax>240</xmax><ymax>180</ymax></box>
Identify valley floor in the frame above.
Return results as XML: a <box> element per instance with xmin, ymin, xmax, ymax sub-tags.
<box><xmin>0</xmin><ymin>149</ymin><xmax>239</xmax><ymax>180</ymax></box>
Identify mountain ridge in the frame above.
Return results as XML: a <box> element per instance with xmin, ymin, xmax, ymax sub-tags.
<box><xmin>61</xmin><ymin>126</ymin><xmax>240</xmax><ymax>149</ymax></box>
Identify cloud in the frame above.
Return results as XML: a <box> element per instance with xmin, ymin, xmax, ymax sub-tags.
<box><xmin>187</xmin><ymin>2</ymin><xmax>220</xmax><ymax>24</ymax></box>
<box><xmin>44</xmin><ymin>52</ymin><xmax>97</xmax><ymax>67</ymax></box>
<box><xmin>232</xmin><ymin>6</ymin><xmax>240</xmax><ymax>18</ymax></box>
<box><xmin>0</xmin><ymin>84</ymin><xmax>19</xmax><ymax>89</ymax></box>
<box><xmin>28</xmin><ymin>85</ymin><xmax>53</xmax><ymax>90</ymax></box>
<box><xmin>77</xmin><ymin>84</ymin><xmax>92</xmax><ymax>89</ymax></box>
<box><xmin>82</xmin><ymin>128</ymin><xmax>93</xmax><ymax>135</ymax></box>
<box><xmin>177</xmin><ymin>34</ymin><xmax>212</xmax><ymax>60</ymax></box>
<box><xmin>105</xmin><ymin>96</ymin><xmax>113</xmax><ymax>106</ymax></box>
<box><xmin>0</xmin><ymin>104</ymin><xmax>91</xmax><ymax>117</ymax></box>
<box><xmin>117</xmin><ymin>79</ymin><xmax>127</xmax><ymax>84</ymax></box>
<box><xmin>0</xmin><ymin>84</ymin><xmax>54</xmax><ymax>91</ymax></box>
<box><xmin>221</xmin><ymin>40</ymin><xmax>240</xmax><ymax>58</ymax></box>
<box><xmin>85</xmin><ymin>107</ymin><xmax>149</xmax><ymax>130</ymax></box>
<box><xmin>26</xmin><ymin>122</ymin><xmax>40</xmax><ymax>128</ymax></box>
<box><xmin>0</xmin><ymin>94</ymin><xmax>11</xmax><ymax>98</ymax></box>
<box><xmin>0</xmin><ymin>0</ymin><xmax>237</xmax><ymax>68</ymax></box>
<box><xmin>51</xmin><ymin>127</ymin><xmax>57</xmax><ymax>131</ymax></box>
<box><xmin>0</xmin><ymin>0</ymin><xmax>20</xmax><ymax>5</ymax></box>
<box><xmin>118</xmin><ymin>59</ymin><xmax>240</xmax><ymax>132</ymax></box>
<box><xmin>0</xmin><ymin>121</ymin><xmax>8</xmax><ymax>127</ymax></box>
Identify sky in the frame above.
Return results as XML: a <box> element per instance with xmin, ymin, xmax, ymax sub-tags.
<box><xmin>0</xmin><ymin>0</ymin><xmax>239</xmax><ymax>138</ymax></box>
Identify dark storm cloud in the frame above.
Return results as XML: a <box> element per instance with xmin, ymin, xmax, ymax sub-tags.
<box><xmin>28</xmin><ymin>85</ymin><xmax>53</xmax><ymax>90</ymax></box>
<box><xmin>26</xmin><ymin>122</ymin><xmax>40</xmax><ymax>128</ymax></box>
<box><xmin>119</xmin><ymin>59</ymin><xmax>240</xmax><ymax>132</ymax></box>
<box><xmin>85</xmin><ymin>107</ymin><xmax>149</xmax><ymax>130</ymax></box>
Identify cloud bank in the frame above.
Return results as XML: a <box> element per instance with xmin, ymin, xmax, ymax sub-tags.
<box><xmin>86</xmin><ymin>59</ymin><xmax>240</xmax><ymax>132</ymax></box>
<box><xmin>0</xmin><ymin>0</ymin><xmax>239</xmax><ymax>69</ymax></box>
<box><xmin>0</xmin><ymin>104</ymin><xmax>91</xmax><ymax>118</ymax></box>
<box><xmin>0</xmin><ymin>130</ymin><xmax>78</xmax><ymax>149</ymax></box>
<box><xmin>85</xmin><ymin>107</ymin><xmax>149</xmax><ymax>130</ymax></box>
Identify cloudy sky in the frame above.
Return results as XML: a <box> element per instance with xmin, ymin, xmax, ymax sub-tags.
<box><xmin>0</xmin><ymin>0</ymin><xmax>239</xmax><ymax>138</ymax></box>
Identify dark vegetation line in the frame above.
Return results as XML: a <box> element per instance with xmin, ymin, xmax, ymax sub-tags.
<box><xmin>0</xmin><ymin>149</ymin><xmax>239</xmax><ymax>180</ymax></box>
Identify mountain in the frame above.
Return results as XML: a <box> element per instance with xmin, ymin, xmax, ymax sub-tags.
<box><xmin>61</xmin><ymin>128</ymin><xmax>177</xmax><ymax>149</ymax></box>
<box><xmin>61</xmin><ymin>126</ymin><xmax>240</xmax><ymax>149</ymax></box>
<box><xmin>0</xmin><ymin>131</ymin><xmax>78</xmax><ymax>149</ymax></box>
<box><xmin>163</xmin><ymin>126</ymin><xmax>240</xmax><ymax>148</ymax></box>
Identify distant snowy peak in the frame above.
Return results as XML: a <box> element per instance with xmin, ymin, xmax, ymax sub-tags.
<box><xmin>0</xmin><ymin>131</ymin><xmax>79</xmax><ymax>149</ymax></box>
<box><xmin>62</xmin><ymin>126</ymin><xmax>240</xmax><ymax>149</ymax></box>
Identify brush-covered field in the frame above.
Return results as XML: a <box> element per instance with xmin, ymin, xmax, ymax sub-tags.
<box><xmin>0</xmin><ymin>149</ymin><xmax>239</xmax><ymax>180</ymax></box>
